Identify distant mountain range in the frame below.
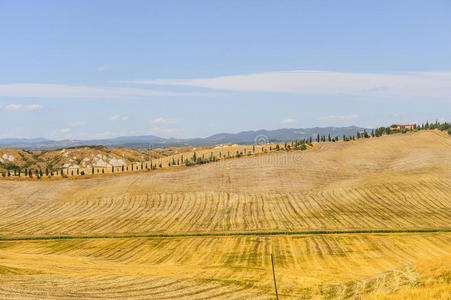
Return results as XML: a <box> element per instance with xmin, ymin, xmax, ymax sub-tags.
<box><xmin>0</xmin><ymin>126</ymin><xmax>368</xmax><ymax>150</ymax></box>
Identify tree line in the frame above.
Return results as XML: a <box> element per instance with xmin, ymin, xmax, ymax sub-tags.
<box><xmin>1</xmin><ymin>121</ymin><xmax>449</xmax><ymax>178</ymax></box>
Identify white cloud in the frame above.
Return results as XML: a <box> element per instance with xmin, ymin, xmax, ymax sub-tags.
<box><xmin>68</xmin><ymin>121</ymin><xmax>85</xmax><ymax>127</ymax></box>
<box><xmin>151</xmin><ymin>117</ymin><xmax>182</xmax><ymax>124</ymax></box>
<box><xmin>127</xmin><ymin>70</ymin><xmax>451</xmax><ymax>100</ymax></box>
<box><xmin>4</xmin><ymin>104</ymin><xmax>43</xmax><ymax>111</ymax></box>
<box><xmin>96</xmin><ymin>64</ymin><xmax>109</xmax><ymax>72</ymax></box>
<box><xmin>111</xmin><ymin>115</ymin><xmax>129</xmax><ymax>121</ymax></box>
<box><xmin>0</xmin><ymin>83</ymin><xmax>214</xmax><ymax>99</ymax></box>
<box><xmin>281</xmin><ymin>118</ymin><xmax>296</xmax><ymax>124</ymax></box>
<box><xmin>147</xmin><ymin>127</ymin><xmax>177</xmax><ymax>135</ymax></box>
<box><xmin>317</xmin><ymin>114</ymin><xmax>359</xmax><ymax>121</ymax></box>
<box><xmin>94</xmin><ymin>131</ymin><xmax>116</xmax><ymax>139</ymax></box>
<box><xmin>49</xmin><ymin>128</ymin><xmax>73</xmax><ymax>139</ymax></box>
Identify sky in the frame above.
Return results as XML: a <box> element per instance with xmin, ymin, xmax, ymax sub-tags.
<box><xmin>0</xmin><ymin>0</ymin><xmax>450</xmax><ymax>140</ymax></box>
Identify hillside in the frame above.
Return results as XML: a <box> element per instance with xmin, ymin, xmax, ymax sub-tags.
<box><xmin>0</xmin><ymin>144</ymin><xmax>219</xmax><ymax>174</ymax></box>
<box><xmin>0</xmin><ymin>130</ymin><xmax>449</xmax><ymax>299</ymax></box>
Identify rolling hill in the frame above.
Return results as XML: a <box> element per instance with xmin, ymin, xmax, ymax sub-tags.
<box><xmin>0</xmin><ymin>130</ymin><xmax>449</xmax><ymax>299</ymax></box>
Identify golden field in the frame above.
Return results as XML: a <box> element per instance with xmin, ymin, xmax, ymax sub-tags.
<box><xmin>0</xmin><ymin>233</ymin><xmax>450</xmax><ymax>299</ymax></box>
<box><xmin>0</xmin><ymin>131</ymin><xmax>450</xmax><ymax>299</ymax></box>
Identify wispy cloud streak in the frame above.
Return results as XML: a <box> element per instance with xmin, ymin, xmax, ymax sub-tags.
<box><xmin>125</xmin><ymin>70</ymin><xmax>451</xmax><ymax>100</ymax></box>
<box><xmin>0</xmin><ymin>83</ymin><xmax>214</xmax><ymax>99</ymax></box>
<box><xmin>318</xmin><ymin>114</ymin><xmax>359</xmax><ymax>121</ymax></box>
<box><xmin>3</xmin><ymin>104</ymin><xmax>43</xmax><ymax>111</ymax></box>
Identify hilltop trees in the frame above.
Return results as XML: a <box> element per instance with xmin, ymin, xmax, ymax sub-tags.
<box><xmin>3</xmin><ymin>121</ymin><xmax>449</xmax><ymax>179</ymax></box>
<box><xmin>375</xmin><ymin>127</ymin><xmax>385</xmax><ymax>137</ymax></box>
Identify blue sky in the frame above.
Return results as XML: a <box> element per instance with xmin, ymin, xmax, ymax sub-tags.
<box><xmin>0</xmin><ymin>0</ymin><xmax>450</xmax><ymax>139</ymax></box>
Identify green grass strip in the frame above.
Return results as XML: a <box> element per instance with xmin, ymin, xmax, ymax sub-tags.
<box><xmin>0</xmin><ymin>228</ymin><xmax>450</xmax><ymax>242</ymax></box>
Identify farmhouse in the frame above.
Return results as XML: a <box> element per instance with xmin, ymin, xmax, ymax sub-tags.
<box><xmin>392</xmin><ymin>123</ymin><xmax>416</xmax><ymax>130</ymax></box>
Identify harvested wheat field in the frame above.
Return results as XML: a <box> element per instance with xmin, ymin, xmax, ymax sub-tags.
<box><xmin>0</xmin><ymin>131</ymin><xmax>450</xmax><ymax>299</ymax></box>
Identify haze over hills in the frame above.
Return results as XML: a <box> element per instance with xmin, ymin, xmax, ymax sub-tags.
<box><xmin>0</xmin><ymin>126</ymin><xmax>367</xmax><ymax>150</ymax></box>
